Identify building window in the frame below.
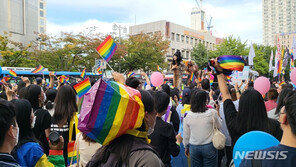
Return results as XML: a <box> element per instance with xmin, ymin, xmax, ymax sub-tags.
<box><xmin>171</xmin><ymin>33</ymin><xmax>175</xmax><ymax>41</ymax></box>
<box><xmin>182</xmin><ymin>50</ymin><xmax>185</xmax><ymax>58</ymax></box>
<box><xmin>181</xmin><ymin>35</ymin><xmax>184</xmax><ymax>43</ymax></box>
<box><xmin>40</xmin><ymin>2</ymin><xmax>44</xmax><ymax>9</ymax></box>
<box><xmin>40</xmin><ymin>19</ymin><xmax>45</xmax><ymax>26</ymax></box>
<box><xmin>40</xmin><ymin>11</ymin><xmax>44</xmax><ymax>17</ymax></box>
<box><xmin>195</xmin><ymin>39</ymin><xmax>198</xmax><ymax>46</ymax></box>
<box><xmin>190</xmin><ymin>38</ymin><xmax>193</xmax><ymax>45</ymax></box>
<box><xmin>186</xmin><ymin>36</ymin><xmax>189</xmax><ymax>44</ymax></box>
<box><xmin>176</xmin><ymin>34</ymin><xmax>180</xmax><ymax>42</ymax></box>
<box><xmin>40</xmin><ymin>27</ymin><xmax>45</xmax><ymax>33</ymax></box>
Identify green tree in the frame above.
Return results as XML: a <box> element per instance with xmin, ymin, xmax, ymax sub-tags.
<box><xmin>191</xmin><ymin>43</ymin><xmax>208</xmax><ymax>69</ymax></box>
<box><xmin>211</xmin><ymin>36</ymin><xmax>249</xmax><ymax>57</ymax></box>
<box><xmin>121</xmin><ymin>33</ymin><xmax>170</xmax><ymax>72</ymax></box>
<box><xmin>0</xmin><ymin>32</ymin><xmax>34</xmax><ymax>67</ymax></box>
<box><xmin>253</xmin><ymin>44</ymin><xmax>276</xmax><ymax>77</ymax></box>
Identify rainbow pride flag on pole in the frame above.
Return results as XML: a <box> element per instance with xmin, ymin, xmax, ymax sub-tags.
<box><xmin>8</xmin><ymin>70</ymin><xmax>17</xmax><ymax>78</ymax></box>
<box><xmin>217</xmin><ymin>55</ymin><xmax>245</xmax><ymax>72</ymax></box>
<box><xmin>32</xmin><ymin>65</ymin><xmax>45</xmax><ymax>74</ymax></box>
<box><xmin>127</xmin><ymin>72</ymin><xmax>135</xmax><ymax>78</ymax></box>
<box><xmin>157</xmin><ymin>65</ymin><xmax>162</xmax><ymax>71</ymax></box>
<box><xmin>97</xmin><ymin>67</ymin><xmax>102</xmax><ymax>75</ymax></box>
<box><xmin>73</xmin><ymin>78</ymin><xmax>91</xmax><ymax>98</ymax></box>
<box><xmin>96</xmin><ymin>35</ymin><xmax>117</xmax><ymax>62</ymax></box>
<box><xmin>190</xmin><ymin>73</ymin><xmax>196</xmax><ymax>82</ymax></box>
<box><xmin>78</xmin><ymin>79</ymin><xmax>145</xmax><ymax>145</ymax></box>
<box><xmin>80</xmin><ymin>68</ymin><xmax>86</xmax><ymax>79</ymax></box>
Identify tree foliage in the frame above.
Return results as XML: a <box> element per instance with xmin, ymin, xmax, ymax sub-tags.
<box><xmin>0</xmin><ymin>32</ymin><xmax>170</xmax><ymax>73</ymax></box>
<box><xmin>121</xmin><ymin>33</ymin><xmax>170</xmax><ymax>72</ymax></box>
<box><xmin>191</xmin><ymin>42</ymin><xmax>208</xmax><ymax>69</ymax></box>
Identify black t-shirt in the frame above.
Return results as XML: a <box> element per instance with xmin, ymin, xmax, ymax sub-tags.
<box><xmin>32</xmin><ymin>108</ymin><xmax>51</xmax><ymax>155</ymax></box>
<box><xmin>240</xmin><ymin>144</ymin><xmax>296</xmax><ymax>167</ymax></box>
<box><xmin>223</xmin><ymin>99</ymin><xmax>283</xmax><ymax>147</ymax></box>
<box><xmin>51</xmin><ymin>117</ymin><xmax>76</xmax><ymax>166</ymax></box>
<box><xmin>149</xmin><ymin>117</ymin><xmax>180</xmax><ymax>165</ymax></box>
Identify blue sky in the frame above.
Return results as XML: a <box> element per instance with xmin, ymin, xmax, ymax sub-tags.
<box><xmin>46</xmin><ymin>0</ymin><xmax>262</xmax><ymax>44</ymax></box>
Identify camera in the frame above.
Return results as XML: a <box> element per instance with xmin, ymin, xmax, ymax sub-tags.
<box><xmin>49</xmin><ymin>131</ymin><xmax>60</xmax><ymax>145</ymax></box>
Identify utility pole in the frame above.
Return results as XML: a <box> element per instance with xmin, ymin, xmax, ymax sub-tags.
<box><xmin>113</xmin><ymin>24</ymin><xmax>127</xmax><ymax>73</ymax></box>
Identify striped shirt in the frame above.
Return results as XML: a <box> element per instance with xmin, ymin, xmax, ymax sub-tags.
<box><xmin>0</xmin><ymin>153</ymin><xmax>20</xmax><ymax>167</ymax></box>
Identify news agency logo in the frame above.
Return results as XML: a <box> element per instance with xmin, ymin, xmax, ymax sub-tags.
<box><xmin>234</xmin><ymin>151</ymin><xmax>288</xmax><ymax>160</ymax></box>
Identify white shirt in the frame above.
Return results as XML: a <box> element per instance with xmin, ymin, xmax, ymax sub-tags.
<box><xmin>183</xmin><ymin>109</ymin><xmax>222</xmax><ymax>147</ymax></box>
<box><xmin>219</xmin><ymin>100</ymin><xmax>239</xmax><ymax>146</ymax></box>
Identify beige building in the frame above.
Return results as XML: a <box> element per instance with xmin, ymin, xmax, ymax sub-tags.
<box><xmin>263</xmin><ymin>0</ymin><xmax>296</xmax><ymax>46</ymax></box>
<box><xmin>0</xmin><ymin>0</ymin><xmax>39</xmax><ymax>45</ymax></box>
<box><xmin>191</xmin><ymin>8</ymin><xmax>205</xmax><ymax>31</ymax></box>
<box><xmin>39</xmin><ymin>0</ymin><xmax>46</xmax><ymax>34</ymax></box>
<box><xmin>129</xmin><ymin>20</ymin><xmax>217</xmax><ymax>63</ymax></box>
<box><xmin>275</xmin><ymin>32</ymin><xmax>296</xmax><ymax>50</ymax></box>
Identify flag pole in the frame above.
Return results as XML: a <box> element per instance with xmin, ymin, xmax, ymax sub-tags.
<box><xmin>95</xmin><ymin>49</ymin><xmax>115</xmax><ymax>72</ymax></box>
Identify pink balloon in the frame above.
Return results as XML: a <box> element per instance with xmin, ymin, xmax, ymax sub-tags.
<box><xmin>290</xmin><ymin>68</ymin><xmax>296</xmax><ymax>85</ymax></box>
<box><xmin>150</xmin><ymin>72</ymin><xmax>164</xmax><ymax>87</ymax></box>
<box><xmin>254</xmin><ymin>77</ymin><xmax>270</xmax><ymax>95</ymax></box>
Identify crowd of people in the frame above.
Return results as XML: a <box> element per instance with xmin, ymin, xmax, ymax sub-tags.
<box><xmin>0</xmin><ymin>57</ymin><xmax>296</xmax><ymax>167</ymax></box>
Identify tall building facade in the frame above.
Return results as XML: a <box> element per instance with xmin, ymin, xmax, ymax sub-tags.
<box><xmin>275</xmin><ymin>32</ymin><xmax>296</xmax><ymax>50</ymax></box>
<box><xmin>191</xmin><ymin>8</ymin><xmax>205</xmax><ymax>31</ymax></box>
<box><xmin>129</xmin><ymin>20</ymin><xmax>217</xmax><ymax>63</ymax></box>
<box><xmin>263</xmin><ymin>0</ymin><xmax>296</xmax><ymax>46</ymax></box>
<box><xmin>39</xmin><ymin>0</ymin><xmax>46</xmax><ymax>34</ymax></box>
<box><xmin>0</xmin><ymin>0</ymin><xmax>40</xmax><ymax>45</ymax></box>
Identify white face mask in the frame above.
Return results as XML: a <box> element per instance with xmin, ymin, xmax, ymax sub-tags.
<box><xmin>147</xmin><ymin>127</ymin><xmax>154</xmax><ymax>135</ymax></box>
<box><xmin>147</xmin><ymin>116</ymin><xmax>156</xmax><ymax>135</ymax></box>
<box><xmin>31</xmin><ymin>116</ymin><xmax>36</xmax><ymax>128</ymax></box>
<box><xmin>15</xmin><ymin>127</ymin><xmax>19</xmax><ymax>146</ymax></box>
<box><xmin>43</xmin><ymin>92</ymin><xmax>47</xmax><ymax>103</ymax></box>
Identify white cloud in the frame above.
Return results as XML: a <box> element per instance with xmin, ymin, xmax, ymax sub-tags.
<box><xmin>46</xmin><ymin>0</ymin><xmax>262</xmax><ymax>44</ymax></box>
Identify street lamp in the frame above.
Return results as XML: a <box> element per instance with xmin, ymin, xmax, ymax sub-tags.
<box><xmin>112</xmin><ymin>23</ymin><xmax>127</xmax><ymax>44</ymax></box>
<box><xmin>113</xmin><ymin>24</ymin><xmax>127</xmax><ymax>72</ymax></box>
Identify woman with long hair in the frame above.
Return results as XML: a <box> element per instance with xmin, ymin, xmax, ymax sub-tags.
<box><xmin>11</xmin><ymin>99</ymin><xmax>64</xmax><ymax>167</ymax></box>
<box><xmin>45</xmin><ymin>89</ymin><xmax>57</xmax><ymax>116</ymax></box>
<box><xmin>52</xmin><ymin>85</ymin><xmax>78</xmax><ymax>165</ymax></box>
<box><xmin>183</xmin><ymin>89</ymin><xmax>222</xmax><ymax>167</ymax></box>
<box><xmin>86</xmin><ymin>89</ymin><xmax>164</xmax><ymax>167</ymax></box>
<box><xmin>213</xmin><ymin>59</ymin><xmax>283</xmax><ymax>147</ymax></box>
<box><xmin>171</xmin><ymin>50</ymin><xmax>183</xmax><ymax>90</ymax></box>
<box><xmin>25</xmin><ymin>84</ymin><xmax>51</xmax><ymax>155</ymax></box>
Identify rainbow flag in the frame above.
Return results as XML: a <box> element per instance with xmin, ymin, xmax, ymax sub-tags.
<box><xmin>3</xmin><ymin>76</ymin><xmax>11</xmax><ymax>82</ymax></box>
<box><xmin>97</xmin><ymin>67</ymin><xmax>103</xmax><ymax>75</ymax></box>
<box><xmin>8</xmin><ymin>70</ymin><xmax>17</xmax><ymax>78</ymax></box>
<box><xmin>59</xmin><ymin>75</ymin><xmax>69</xmax><ymax>84</ymax></box>
<box><xmin>127</xmin><ymin>72</ymin><xmax>135</xmax><ymax>78</ymax></box>
<box><xmin>279</xmin><ymin>81</ymin><xmax>285</xmax><ymax>86</ymax></box>
<box><xmin>73</xmin><ymin>78</ymin><xmax>91</xmax><ymax>98</ymax></box>
<box><xmin>226</xmin><ymin>76</ymin><xmax>232</xmax><ymax>82</ymax></box>
<box><xmin>67</xmin><ymin>141</ymin><xmax>77</xmax><ymax>164</ymax></box>
<box><xmin>157</xmin><ymin>65</ymin><xmax>162</xmax><ymax>71</ymax></box>
<box><xmin>78</xmin><ymin>79</ymin><xmax>145</xmax><ymax>145</ymax></box>
<box><xmin>217</xmin><ymin>55</ymin><xmax>245</xmax><ymax>71</ymax></box>
<box><xmin>278</xmin><ymin>49</ymin><xmax>284</xmax><ymax>76</ymax></box>
<box><xmin>32</xmin><ymin>65</ymin><xmax>45</xmax><ymax>74</ymax></box>
<box><xmin>96</xmin><ymin>35</ymin><xmax>117</xmax><ymax>62</ymax></box>
<box><xmin>190</xmin><ymin>73</ymin><xmax>196</xmax><ymax>82</ymax></box>
<box><xmin>80</xmin><ymin>68</ymin><xmax>86</xmax><ymax>79</ymax></box>
<box><xmin>210</xmin><ymin>74</ymin><xmax>214</xmax><ymax>85</ymax></box>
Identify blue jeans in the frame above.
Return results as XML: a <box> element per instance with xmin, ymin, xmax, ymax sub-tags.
<box><xmin>189</xmin><ymin>143</ymin><xmax>218</xmax><ymax>167</ymax></box>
